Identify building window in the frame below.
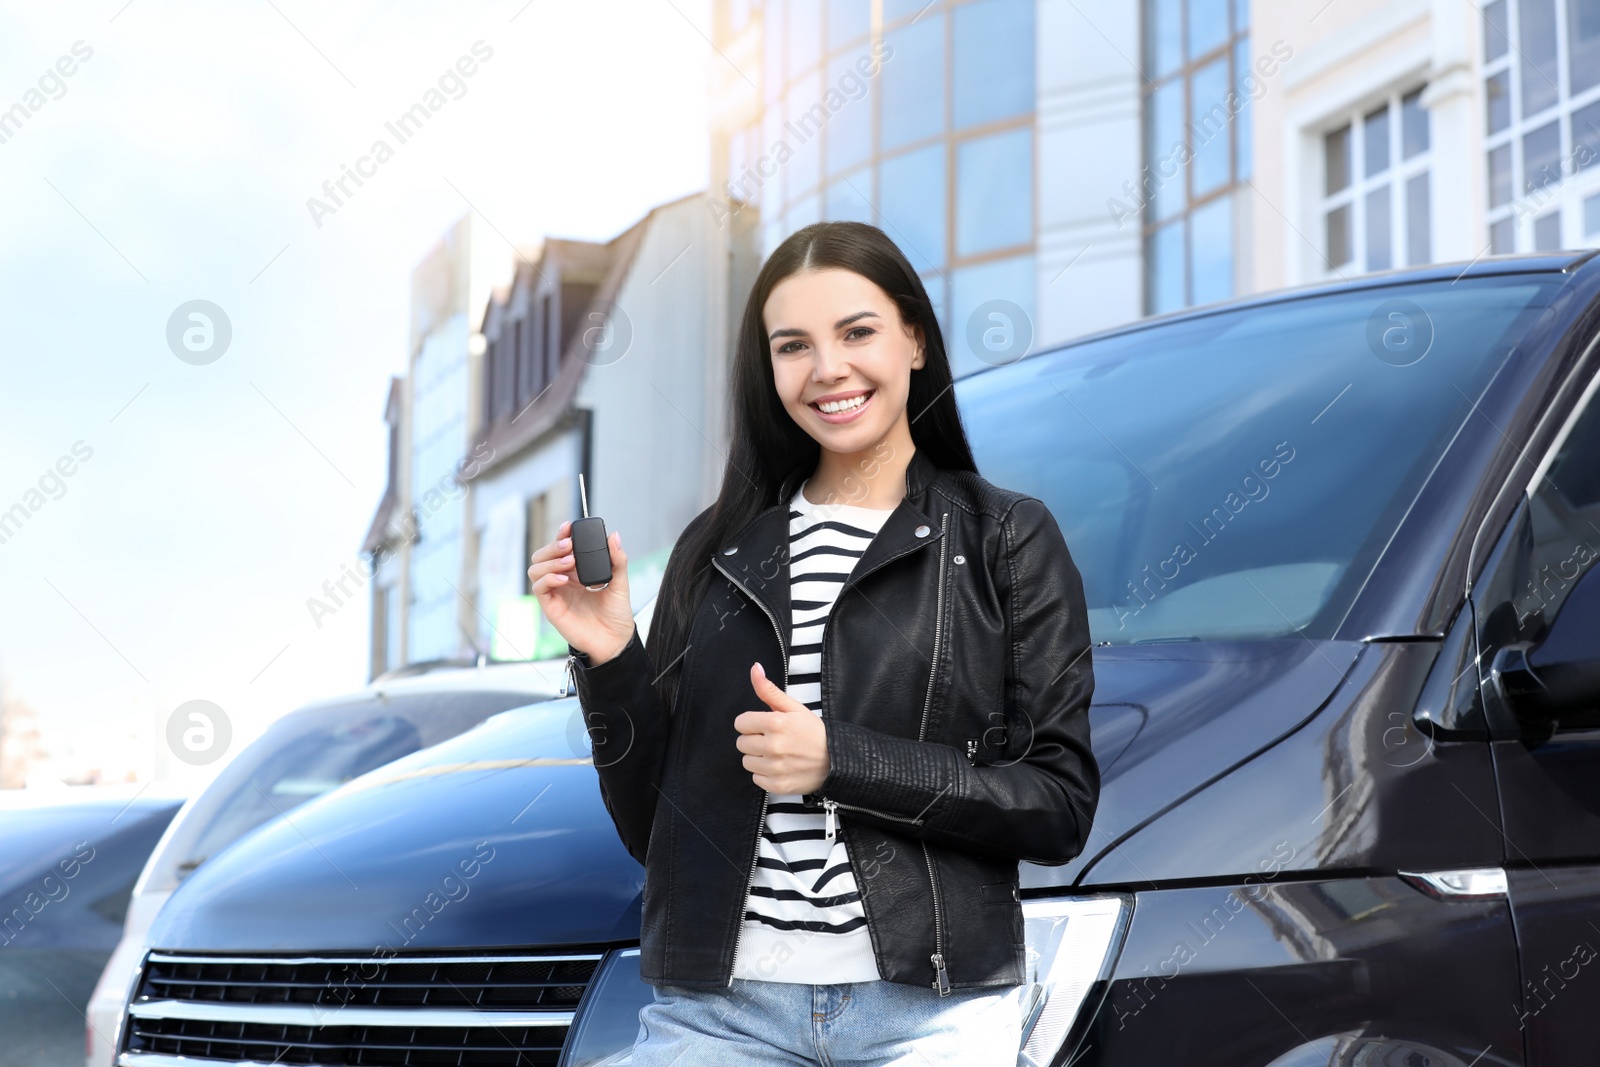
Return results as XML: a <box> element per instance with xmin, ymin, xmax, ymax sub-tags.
<box><xmin>490</xmin><ymin>331</ymin><xmax>514</xmax><ymax>423</ymax></box>
<box><xmin>1321</xmin><ymin>86</ymin><xmax>1433</xmax><ymax>275</ymax></box>
<box><xmin>523</xmin><ymin>491</ymin><xmax>551</xmax><ymax>594</ymax></box>
<box><xmin>513</xmin><ymin>318</ymin><xmax>528</xmax><ymax>409</ymax></box>
<box><xmin>541</xmin><ymin>292</ymin><xmax>556</xmax><ymax>384</ymax></box>
<box><xmin>1482</xmin><ymin>0</ymin><xmax>1600</xmax><ymax>252</ymax></box>
<box><xmin>1141</xmin><ymin>0</ymin><xmax>1252</xmax><ymax>314</ymax></box>
<box><xmin>372</xmin><ymin>582</ymin><xmax>389</xmax><ymax>676</ymax></box>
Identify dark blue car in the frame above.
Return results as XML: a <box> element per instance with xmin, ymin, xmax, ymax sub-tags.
<box><xmin>120</xmin><ymin>253</ymin><xmax>1600</xmax><ymax>1066</ymax></box>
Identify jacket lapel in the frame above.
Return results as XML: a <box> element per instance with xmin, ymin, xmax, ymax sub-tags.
<box><xmin>710</xmin><ymin>500</ymin><xmax>794</xmax><ymax>653</ymax></box>
<box><xmin>709</xmin><ymin>447</ymin><xmax>946</xmax><ymax>654</ymax></box>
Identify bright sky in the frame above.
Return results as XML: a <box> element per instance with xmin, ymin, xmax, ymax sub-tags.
<box><xmin>0</xmin><ymin>0</ymin><xmax>711</xmax><ymax>787</ymax></box>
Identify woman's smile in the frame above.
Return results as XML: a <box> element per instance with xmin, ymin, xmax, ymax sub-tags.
<box><xmin>809</xmin><ymin>387</ymin><xmax>876</xmax><ymax>423</ymax></box>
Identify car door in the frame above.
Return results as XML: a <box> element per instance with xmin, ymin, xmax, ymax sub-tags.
<box><xmin>1474</xmin><ymin>364</ymin><xmax>1600</xmax><ymax>1060</ymax></box>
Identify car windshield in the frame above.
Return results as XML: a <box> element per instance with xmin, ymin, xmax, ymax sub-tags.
<box><xmin>959</xmin><ymin>274</ymin><xmax>1564</xmax><ymax>645</ymax></box>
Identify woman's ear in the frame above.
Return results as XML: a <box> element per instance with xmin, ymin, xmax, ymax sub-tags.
<box><xmin>911</xmin><ymin>323</ymin><xmax>927</xmax><ymax>370</ymax></box>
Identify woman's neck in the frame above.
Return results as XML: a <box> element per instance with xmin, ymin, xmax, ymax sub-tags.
<box><xmin>802</xmin><ymin>432</ymin><xmax>917</xmax><ymax>510</ymax></box>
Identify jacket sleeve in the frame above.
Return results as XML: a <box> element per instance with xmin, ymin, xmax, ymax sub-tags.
<box><xmin>568</xmin><ymin>621</ymin><xmax>672</xmax><ymax>868</ymax></box>
<box><xmin>813</xmin><ymin>496</ymin><xmax>1100</xmax><ymax>867</ymax></box>
<box><xmin>566</xmin><ymin>504</ymin><xmax>715</xmax><ymax>867</ymax></box>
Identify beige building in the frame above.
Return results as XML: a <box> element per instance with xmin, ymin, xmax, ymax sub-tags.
<box><xmin>1252</xmin><ymin>0</ymin><xmax>1489</xmax><ymax>289</ymax></box>
<box><xmin>463</xmin><ymin>192</ymin><xmax>759</xmax><ymax>661</ymax></box>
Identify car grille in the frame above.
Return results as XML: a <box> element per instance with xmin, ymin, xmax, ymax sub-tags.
<box><xmin>118</xmin><ymin>949</ymin><xmax>604</xmax><ymax>1066</ymax></box>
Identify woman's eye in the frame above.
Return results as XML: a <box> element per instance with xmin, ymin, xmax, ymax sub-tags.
<box><xmin>845</xmin><ymin>327</ymin><xmax>875</xmax><ymax>341</ymax></box>
<box><xmin>776</xmin><ymin>341</ymin><xmax>804</xmax><ymax>355</ymax></box>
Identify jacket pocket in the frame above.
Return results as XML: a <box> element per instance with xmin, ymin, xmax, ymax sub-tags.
<box><xmin>980</xmin><ymin>880</ymin><xmax>1019</xmax><ymax>905</ymax></box>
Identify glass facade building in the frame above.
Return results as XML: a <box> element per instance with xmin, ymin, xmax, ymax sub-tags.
<box><xmin>1141</xmin><ymin>0</ymin><xmax>1252</xmax><ymax>313</ymax></box>
<box><xmin>721</xmin><ymin>0</ymin><xmax>1039</xmax><ymax>376</ymax></box>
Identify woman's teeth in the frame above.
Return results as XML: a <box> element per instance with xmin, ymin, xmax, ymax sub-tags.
<box><xmin>816</xmin><ymin>392</ymin><xmax>871</xmax><ymax>413</ymax></box>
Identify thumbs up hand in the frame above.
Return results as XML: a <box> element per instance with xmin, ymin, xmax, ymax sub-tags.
<box><xmin>734</xmin><ymin>661</ymin><xmax>830</xmax><ymax>795</ymax></box>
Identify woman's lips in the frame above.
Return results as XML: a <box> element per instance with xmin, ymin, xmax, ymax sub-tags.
<box><xmin>809</xmin><ymin>389</ymin><xmax>875</xmax><ymax>424</ymax></box>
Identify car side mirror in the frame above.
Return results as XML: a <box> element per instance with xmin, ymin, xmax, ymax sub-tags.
<box><xmin>1489</xmin><ymin>560</ymin><xmax>1600</xmax><ymax>723</ymax></box>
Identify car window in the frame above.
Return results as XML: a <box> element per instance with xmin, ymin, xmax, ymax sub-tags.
<box><xmin>178</xmin><ymin>713</ymin><xmax>425</xmax><ymax>869</ymax></box>
<box><xmin>1523</xmin><ymin>374</ymin><xmax>1600</xmax><ymax>629</ymax></box>
<box><xmin>960</xmin><ymin>275</ymin><xmax>1563</xmax><ymax>644</ymax></box>
<box><xmin>138</xmin><ymin>688</ymin><xmax>553</xmax><ymax>893</ymax></box>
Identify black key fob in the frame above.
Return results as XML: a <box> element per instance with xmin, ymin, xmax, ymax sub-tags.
<box><xmin>571</xmin><ymin>515</ymin><xmax>612</xmax><ymax>588</ymax></box>
<box><xmin>571</xmin><ymin>472</ymin><xmax>612</xmax><ymax>589</ymax></box>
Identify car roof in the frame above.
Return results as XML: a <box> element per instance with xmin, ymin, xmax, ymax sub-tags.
<box><xmin>964</xmin><ymin>250</ymin><xmax>1600</xmax><ymax>383</ymax></box>
<box><xmin>289</xmin><ymin>656</ymin><xmax>573</xmax><ymax>715</ymax></box>
<box><xmin>288</xmin><ymin>596</ymin><xmax>660</xmax><ymax>715</ymax></box>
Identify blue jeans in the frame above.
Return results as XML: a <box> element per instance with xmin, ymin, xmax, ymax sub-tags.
<box><xmin>628</xmin><ymin>976</ymin><xmax>1025</xmax><ymax>1066</ymax></box>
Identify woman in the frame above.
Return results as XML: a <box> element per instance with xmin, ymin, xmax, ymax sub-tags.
<box><xmin>528</xmin><ymin>221</ymin><xmax>1098</xmax><ymax>1065</ymax></box>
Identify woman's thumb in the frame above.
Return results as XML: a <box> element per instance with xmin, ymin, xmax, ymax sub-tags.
<box><xmin>751</xmin><ymin>661</ymin><xmax>791</xmax><ymax>708</ymax></box>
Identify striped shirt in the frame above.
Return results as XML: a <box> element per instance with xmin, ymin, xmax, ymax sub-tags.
<box><xmin>730</xmin><ymin>479</ymin><xmax>896</xmax><ymax>983</ymax></box>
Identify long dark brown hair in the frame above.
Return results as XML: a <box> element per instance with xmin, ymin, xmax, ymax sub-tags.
<box><xmin>647</xmin><ymin>220</ymin><xmax>979</xmax><ymax>711</ymax></box>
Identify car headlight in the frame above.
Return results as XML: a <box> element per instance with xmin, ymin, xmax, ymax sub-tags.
<box><xmin>1018</xmin><ymin>894</ymin><xmax>1131</xmax><ymax>1066</ymax></box>
<box><xmin>559</xmin><ymin>948</ymin><xmax>651</xmax><ymax>1067</ymax></box>
<box><xmin>562</xmin><ymin>895</ymin><xmax>1130</xmax><ymax>1066</ymax></box>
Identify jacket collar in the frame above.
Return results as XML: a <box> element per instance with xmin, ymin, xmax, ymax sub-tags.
<box><xmin>711</xmin><ymin>446</ymin><xmax>945</xmax><ymax>655</ymax></box>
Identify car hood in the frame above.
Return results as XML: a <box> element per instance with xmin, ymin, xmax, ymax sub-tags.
<box><xmin>147</xmin><ymin>700</ymin><xmax>640</xmax><ymax>952</ymax></box>
<box><xmin>149</xmin><ymin>640</ymin><xmax>1363</xmax><ymax>951</ymax></box>
<box><xmin>1039</xmin><ymin>637</ymin><xmax>1365</xmax><ymax>890</ymax></box>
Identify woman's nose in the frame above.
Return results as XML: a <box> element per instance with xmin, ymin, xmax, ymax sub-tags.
<box><xmin>810</xmin><ymin>343</ymin><xmax>849</xmax><ymax>379</ymax></box>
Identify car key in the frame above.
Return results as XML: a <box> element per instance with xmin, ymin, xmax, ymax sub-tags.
<box><xmin>571</xmin><ymin>472</ymin><xmax>612</xmax><ymax>590</ymax></box>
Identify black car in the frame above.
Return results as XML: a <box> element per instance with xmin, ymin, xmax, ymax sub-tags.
<box><xmin>0</xmin><ymin>786</ymin><xmax>185</xmax><ymax>1067</ymax></box>
<box><xmin>120</xmin><ymin>252</ymin><xmax>1600</xmax><ymax>1066</ymax></box>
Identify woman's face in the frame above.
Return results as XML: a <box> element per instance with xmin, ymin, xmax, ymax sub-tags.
<box><xmin>764</xmin><ymin>267</ymin><xmax>925</xmax><ymax>452</ymax></box>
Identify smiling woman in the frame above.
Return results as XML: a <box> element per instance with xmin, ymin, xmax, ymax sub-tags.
<box><xmin>532</xmin><ymin>221</ymin><xmax>1088</xmax><ymax>1065</ymax></box>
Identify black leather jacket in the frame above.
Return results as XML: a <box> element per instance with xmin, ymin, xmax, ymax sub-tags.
<box><xmin>565</xmin><ymin>446</ymin><xmax>1099</xmax><ymax>994</ymax></box>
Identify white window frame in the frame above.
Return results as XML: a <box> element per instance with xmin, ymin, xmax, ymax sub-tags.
<box><xmin>1318</xmin><ymin>84</ymin><xmax>1434</xmax><ymax>278</ymax></box>
<box><xmin>1484</xmin><ymin>0</ymin><xmax>1600</xmax><ymax>251</ymax></box>
<box><xmin>1280</xmin><ymin>16</ymin><xmax>1431</xmax><ymax>287</ymax></box>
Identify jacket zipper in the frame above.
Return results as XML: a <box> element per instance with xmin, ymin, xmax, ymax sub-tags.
<box><xmin>818</xmin><ymin>507</ymin><xmax>953</xmax><ymax>993</ymax></box>
<box><xmin>923</xmin><ymin>511</ymin><xmax>952</xmax><ymax>994</ymax></box>
<box><xmin>917</xmin><ymin>512</ymin><xmax>949</xmax><ymax>745</ymax></box>
<box><xmin>822</xmin><ymin>796</ymin><xmax>924</xmax><ymax>836</ymax></box>
<box><xmin>562</xmin><ymin>653</ymin><xmax>577</xmax><ymax>698</ymax></box>
<box><xmin>713</xmin><ymin>555</ymin><xmax>788</xmax><ymax>988</ymax></box>
<box><xmin>716</xmin><ymin>502</ymin><xmax>950</xmax><ymax>990</ymax></box>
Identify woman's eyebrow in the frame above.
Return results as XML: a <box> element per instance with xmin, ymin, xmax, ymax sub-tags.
<box><xmin>768</xmin><ymin>310</ymin><xmax>882</xmax><ymax>342</ymax></box>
